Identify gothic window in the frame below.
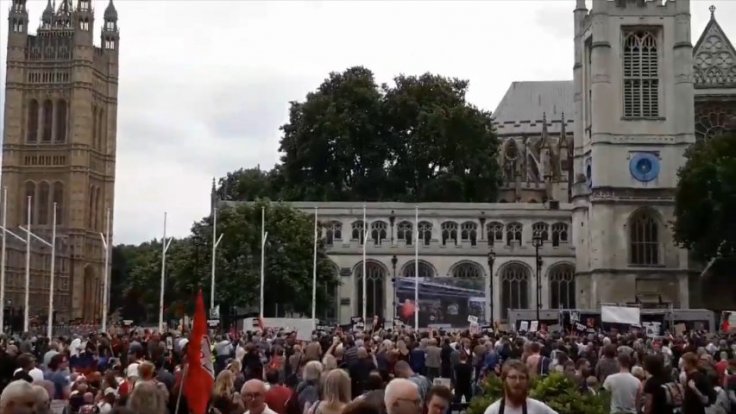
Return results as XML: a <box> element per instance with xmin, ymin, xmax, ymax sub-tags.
<box><xmin>92</xmin><ymin>106</ymin><xmax>98</xmax><ymax>149</ymax></box>
<box><xmin>356</xmin><ymin>262</ymin><xmax>385</xmax><ymax>318</ymax></box>
<box><xmin>27</xmin><ymin>100</ymin><xmax>39</xmax><ymax>142</ymax></box>
<box><xmin>695</xmin><ymin>103</ymin><xmax>735</xmax><ymax>141</ymax></box>
<box><xmin>42</xmin><ymin>99</ymin><xmax>53</xmax><ymax>142</ymax></box>
<box><xmin>402</xmin><ymin>261</ymin><xmax>435</xmax><ymax>278</ymax></box>
<box><xmin>371</xmin><ymin>221</ymin><xmax>387</xmax><ymax>245</ymax></box>
<box><xmin>452</xmin><ymin>262</ymin><xmax>482</xmax><ymax>278</ymax></box>
<box><xmin>80</xmin><ymin>19</ymin><xmax>89</xmax><ymax>31</ymax></box>
<box><xmin>460</xmin><ymin>222</ymin><xmax>478</xmax><ymax>246</ymax></box>
<box><xmin>23</xmin><ymin>181</ymin><xmax>35</xmax><ymax>224</ymax></box>
<box><xmin>503</xmin><ymin>139</ymin><xmax>520</xmax><ymax>182</ymax></box>
<box><xmin>98</xmin><ymin>108</ymin><xmax>105</xmax><ymax>151</ymax></box>
<box><xmin>95</xmin><ymin>188</ymin><xmax>102</xmax><ymax>231</ymax></box>
<box><xmin>506</xmin><ymin>222</ymin><xmax>522</xmax><ymax>246</ymax></box>
<box><xmin>623</xmin><ymin>30</ymin><xmax>659</xmax><ymax>118</ymax></box>
<box><xmin>351</xmin><ymin>221</ymin><xmax>365</xmax><ymax>244</ymax></box>
<box><xmin>549</xmin><ymin>264</ymin><xmax>575</xmax><ymax>309</ymax></box>
<box><xmin>487</xmin><ymin>222</ymin><xmax>504</xmax><ymax>245</ymax></box>
<box><xmin>501</xmin><ymin>263</ymin><xmax>530</xmax><ymax>319</ymax></box>
<box><xmin>88</xmin><ymin>187</ymin><xmax>95</xmax><ymax>228</ymax></box>
<box><xmin>324</xmin><ymin>221</ymin><xmax>342</xmax><ymax>246</ymax></box>
<box><xmin>551</xmin><ymin>223</ymin><xmax>569</xmax><ymax>247</ymax></box>
<box><xmin>532</xmin><ymin>222</ymin><xmax>549</xmax><ymax>242</ymax></box>
<box><xmin>418</xmin><ymin>221</ymin><xmax>432</xmax><ymax>246</ymax></box>
<box><xmin>38</xmin><ymin>182</ymin><xmax>50</xmax><ymax>225</ymax></box>
<box><xmin>55</xmin><ymin>99</ymin><xmax>67</xmax><ymax>143</ymax></box>
<box><xmin>53</xmin><ymin>182</ymin><xmax>63</xmax><ymax>226</ymax></box>
<box><xmin>629</xmin><ymin>209</ymin><xmax>660</xmax><ymax>266</ymax></box>
<box><xmin>441</xmin><ymin>222</ymin><xmax>458</xmax><ymax>246</ymax></box>
<box><xmin>397</xmin><ymin>221</ymin><xmax>413</xmax><ymax>246</ymax></box>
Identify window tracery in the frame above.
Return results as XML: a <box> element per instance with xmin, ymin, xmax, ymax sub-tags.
<box><xmin>441</xmin><ymin>222</ymin><xmax>458</xmax><ymax>246</ymax></box>
<box><xmin>623</xmin><ymin>31</ymin><xmax>659</xmax><ymax>118</ymax></box>
<box><xmin>501</xmin><ymin>263</ymin><xmax>529</xmax><ymax>319</ymax></box>
<box><xmin>402</xmin><ymin>261</ymin><xmax>434</xmax><ymax>278</ymax></box>
<box><xmin>452</xmin><ymin>262</ymin><xmax>482</xmax><ymax>278</ymax></box>
<box><xmin>695</xmin><ymin>102</ymin><xmax>736</xmax><ymax>141</ymax></box>
<box><xmin>629</xmin><ymin>209</ymin><xmax>660</xmax><ymax>266</ymax></box>
<box><xmin>324</xmin><ymin>221</ymin><xmax>342</xmax><ymax>245</ymax></box>
<box><xmin>397</xmin><ymin>221</ymin><xmax>413</xmax><ymax>246</ymax></box>
<box><xmin>487</xmin><ymin>222</ymin><xmax>504</xmax><ymax>246</ymax></box>
<box><xmin>371</xmin><ymin>221</ymin><xmax>387</xmax><ymax>245</ymax></box>
<box><xmin>351</xmin><ymin>221</ymin><xmax>365</xmax><ymax>243</ymax></box>
<box><xmin>418</xmin><ymin>221</ymin><xmax>432</xmax><ymax>246</ymax></box>
<box><xmin>506</xmin><ymin>222</ymin><xmax>522</xmax><ymax>246</ymax></box>
<box><xmin>460</xmin><ymin>222</ymin><xmax>477</xmax><ymax>246</ymax></box>
<box><xmin>549</xmin><ymin>264</ymin><xmax>575</xmax><ymax>309</ymax></box>
<box><xmin>551</xmin><ymin>223</ymin><xmax>568</xmax><ymax>247</ymax></box>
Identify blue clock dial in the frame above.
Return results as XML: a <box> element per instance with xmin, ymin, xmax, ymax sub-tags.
<box><xmin>629</xmin><ymin>152</ymin><xmax>660</xmax><ymax>182</ymax></box>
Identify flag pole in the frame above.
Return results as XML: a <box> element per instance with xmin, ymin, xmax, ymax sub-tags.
<box><xmin>259</xmin><ymin>206</ymin><xmax>267</xmax><ymax>318</ymax></box>
<box><xmin>159</xmin><ymin>212</ymin><xmax>172</xmax><ymax>332</ymax></box>
<box><xmin>311</xmin><ymin>207</ymin><xmax>318</xmax><ymax>330</ymax></box>
<box><xmin>414</xmin><ymin>206</ymin><xmax>419</xmax><ymax>331</ymax></box>
<box><xmin>210</xmin><ymin>208</ymin><xmax>223</xmax><ymax>310</ymax></box>
<box><xmin>46</xmin><ymin>203</ymin><xmax>56</xmax><ymax>338</ymax></box>
<box><xmin>23</xmin><ymin>196</ymin><xmax>31</xmax><ymax>333</ymax></box>
<box><xmin>100</xmin><ymin>208</ymin><xmax>111</xmax><ymax>332</ymax></box>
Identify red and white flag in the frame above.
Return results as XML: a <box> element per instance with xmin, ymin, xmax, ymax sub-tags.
<box><xmin>184</xmin><ymin>290</ymin><xmax>214</xmax><ymax>414</ymax></box>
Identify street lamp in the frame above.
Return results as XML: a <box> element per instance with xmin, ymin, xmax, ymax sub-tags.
<box><xmin>391</xmin><ymin>255</ymin><xmax>398</xmax><ymax>320</ymax></box>
<box><xmin>487</xmin><ymin>248</ymin><xmax>496</xmax><ymax>325</ymax></box>
<box><xmin>532</xmin><ymin>232</ymin><xmax>544</xmax><ymax>323</ymax></box>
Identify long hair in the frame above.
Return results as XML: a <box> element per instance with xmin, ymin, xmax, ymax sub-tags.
<box><xmin>127</xmin><ymin>381</ymin><xmax>168</xmax><ymax>414</ymax></box>
<box><xmin>213</xmin><ymin>370</ymin><xmax>235</xmax><ymax>398</ymax></box>
<box><xmin>321</xmin><ymin>369</ymin><xmax>351</xmax><ymax>408</ymax></box>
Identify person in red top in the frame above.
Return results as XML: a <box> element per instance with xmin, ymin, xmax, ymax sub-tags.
<box><xmin>264</xmin><ymin>369</ymin><xmax>292</xmax><ymax>414</ymax></box>
<box><xmin>715</xmin><ymin>351</ymin><xmax>730</xmax><ymax>387</ymax></box>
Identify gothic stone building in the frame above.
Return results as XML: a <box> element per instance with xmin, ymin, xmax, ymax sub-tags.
<box><xmin>1</xmin><ymin>0</ymin><xmax>119</xmax><ymax>323</ymax></box>
<box><xmin>219</xmin><ymin>1</ymin><xmax>736</xmax><ymax>325</ymax></box>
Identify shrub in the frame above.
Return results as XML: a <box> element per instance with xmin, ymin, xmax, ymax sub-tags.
<box><xmin>467</xmin><ymin>374</ymin><xmax>609</xmax><ymax>414</ymax></box>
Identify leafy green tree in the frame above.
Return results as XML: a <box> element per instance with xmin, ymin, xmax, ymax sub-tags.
<box><xmin>674</xmin><ymin>133</ymin><xmax>736</xmax><ymax>261</ymax></box>
<box><xmin>217</xmin><ymin>167</ymin><xmax>285</xmax><ymax>201</ymax></box>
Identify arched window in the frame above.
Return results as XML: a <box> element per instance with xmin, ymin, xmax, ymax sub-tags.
<box><xmin>441</xmin><ymin>222</ymin><xmax>458</xmax><ymax>246</ymax></box>
<box><xmin>53</xmin><ymin>182</ymin><xmax>64</xmax><ymax>225</ymax></box>
<box><xmin>551</xmin><ymin>223</ymin><xmax>568</xmax><ymax>246</ymax></box>
<box><xmin>351</xmin><ymin>220</ymin><xmax>365</xmax><ymax>243</ymax></box>
<box><xmin>356</xmin><ymin>262</ymin><xmax>385</xmax><ymax>317</ymax></box>
<box><xmin>42</xmin><ymin>99</ymin><xmax>53</xmax><ymax>142</ymax></box>
<box><xmin>532</xmin><ymin>222</ymin><xmax>549</xmax><ymax>242</ymax></box>
<box><xmin>487</xmin><ymin>222</ymin><xmax>504</xmax><ymax>245</ymax></box>
<box><xmin>549</xmin><ymin>264</ymin><xmax>575</xmax><ymax>309</ymax></box>
<box><xmin>23</xmin><ymin>181</ymin><xmax>36</xmax><ymax>224</ymax></box>
<box><xmin>452</xmin><ymin>262</ymin><xmax>482</xmax><ymax>278</ymax></box>
<box><xmin>623</xmin><ymin>31</ymin><xmax>659</xmax><ymax>118</ymax></box>
<box><xmin>461</xmin><ymin>222</ymin><xmax>478</xmax><ymax>246</ymax></box>
<box><xmin>98</xmin><ymin>108</ymin><xmax>105</xmax><ymax>150</ymax></box>
<box><xmin>506</xmin><ymin>222</ymin><xmax>522</xmax><ymax>246</ymax></box>
<box><xmin>397</xmin><ymin>221</ymin><xmax>413</xmax><ymax>246</ymax></box>
<box><xmin>629</xmin><ymin>209</ymin><xmax>659</xmax><ymax>265</ymax></box>
<box><xmin>55</xmin><ymin>99</ymin><xmax>67</xmax><ymax>142</ymax></box>
<box><xmin>402</xmin><ymin>261</ymin><xmax>435</xmax><ymax>278</ymax></box>
<box><xmin>501</xmin><ymin>263</ymin><xmax>530</xmax><ymax>319</ymax></box>
<box><xmin>371</xmin><ymin>221</ymin><xmax>387</xmax><ymax>245</ymax></box>
<box><xmin>38</xmin><ymin>182</ymin><xmax>50</xmax><ymax>225</ymax></box>
<box><xmin>27</xmin><ymin>100</ymin><xmax>39</xmax><ymax>142</ymax></box>
<box><xmin>324</xmin><ymin>221</ymin><xmax>342</xmax><ymax>246</ymax></box>
<box><xmin>92</xmin><ymin>106</ymin><xmax>98</xmax><ymax>149</ymax></box>
<box><xmin>418</xmin><ymin>221</ymin><xmax>432</xmax><ymax>246</ymax></box>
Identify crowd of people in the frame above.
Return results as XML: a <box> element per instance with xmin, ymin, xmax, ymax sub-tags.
<box><xmin>0</xmin><ymin>320</ymin><xmax>734</xmax><ymax>414</ymax></box>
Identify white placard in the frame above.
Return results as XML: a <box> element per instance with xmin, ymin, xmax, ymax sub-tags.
<box><xmin>519</xmin><ymin>321</ymin><xmax>529</xmax><ymax>332</ymax></box>
<box><xmin>530</xmin><ymin>321</ymin><xmax>539</xmax><ymax>332</ymax></box>
<box><xmin>433</xmin><ymin>377</ymin><xmax>451</xmax><ymax>388</ymax></box>
<box><xmin>601</xmin><ymin>306</ymin><xmax>641</xmax><ymax>325</ymax></box>
<box><xmin>467</xmin><ymin>315</ymin><xmax>479</xmax><ymax>325</ymax></box>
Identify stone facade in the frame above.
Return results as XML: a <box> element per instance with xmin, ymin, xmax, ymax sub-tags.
<box><xmin>1</xmin><ymin>0</ymin><xmax>119</xmax><ymax>322</ymax></box>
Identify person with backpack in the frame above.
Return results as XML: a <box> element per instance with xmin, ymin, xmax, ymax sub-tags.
<box><xmin>642</xmin><ymin>354</ymin><xmax>677</xmax><ymax>414</ymax></box>
<box><xmin>682</xmin><ymin>352</ymin><xmax>717</xmax><ymax>414</ymax></box>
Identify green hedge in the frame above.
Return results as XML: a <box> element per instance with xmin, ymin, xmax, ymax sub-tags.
<box><xmin>468</xmin><ymin>373</ymin><xmax>610</xmax><ymax>414</ymax></box>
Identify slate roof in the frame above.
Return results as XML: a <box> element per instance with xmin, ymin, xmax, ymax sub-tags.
<box><xmin>492</xmin><ymin>81</ymin><xmax>575</xmax><ymax>136</ymax></box>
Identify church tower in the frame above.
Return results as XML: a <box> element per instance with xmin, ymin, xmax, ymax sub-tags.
<box><xmin>1</xmin><ymin>0</ymin><xmax>119</xmax><ymax>322</ymax></box>
<box><xmin>572</xmin><ymin>0</ymin><xmax>694</xmax><ymax>308</ymax></box>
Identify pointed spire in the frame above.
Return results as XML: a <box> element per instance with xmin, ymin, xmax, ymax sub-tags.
<box><xmin>42</xmin><ymin>0</ymin><xmax>54</xmax><ymax>26</ymax></box>
<box><xmin>709</xmin><ymin>5</ymin><xmax>716</xmax><ymax>20</ymax></box>
<box><xmin>540</xmin><ymin>112</ymin><xmax>551</xmax><ymax>150</ymax></box>
<box><xmin>104</xmin><ymin>0</ymin><xmax>118</xmax><ymax>22</ymax></box>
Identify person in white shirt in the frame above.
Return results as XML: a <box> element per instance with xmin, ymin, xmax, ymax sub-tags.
<box><xmin>483</xmin><ymin>360</ymin><xmax>557</xmax><ymax>414</ymax></box>
<box><xmin>241</xmin><ymin>379</ymin><xmax>278</xmax><ymax>414</ymax></box>
<box><xmin>602</xmin><ymin>354</ymin><xmax>641</xmax><ymax>414</ymax></box>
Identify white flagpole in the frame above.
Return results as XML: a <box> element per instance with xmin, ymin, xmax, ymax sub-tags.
<box><xmin>414</xmin><ymin>206</ymin><xmax>419</xmax><ymax>331</ymax></box>
<box><xmin>46</xmin><ymin>203</ymin><xmax>57</xmax><ymax>338</ymax></box>
<box><xmin>158</xmin><ymin>212</ymin><xmax>172</xmax><ymax>332</ymax></box>
<box><xmin>101</xmin><ymin>208</ymin><xmax>111</xmax><ymax>332</ymax></box>
<box><xmin>210</xmin><ymin>208</ymin><xmax>223</xmax><ymax>309</ymax></box>
<box><xmin>362</xmin><ymin>204</ymin><xmax>367</xmax><ymax>323</ymax></box>
<box><xmin>311</xmin><ymin>207</ymin><xmax>318</xmax><ymax>329</ymax></box>
<box><xmin>259</xmin><ymin>206</ymin><xmax>268</xmax><ymax>318</ymax></box>
<box><xmin>0</xmin><ymin>187</ymin><xmax>6</xmax><ymax>333</ymax></box>
<box><xmin>23</xmin><ymin>196</ymin><xmax>31</xmax><ymax>333</ymax></box>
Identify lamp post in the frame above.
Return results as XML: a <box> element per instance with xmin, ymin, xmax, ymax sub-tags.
<box><xmin>487</xmin><ymin>248</ymin><xmax>496</xmax><ymax>325</ymax></box>
<box><xmin>532</xmin><ymin>232</ymin><xmax>544</xmax><ymax>323</ymax></box>
<box><xmin>391</xmin><ymin>255</ymin><xmax>397</xmax><ymax>320</ymax></box>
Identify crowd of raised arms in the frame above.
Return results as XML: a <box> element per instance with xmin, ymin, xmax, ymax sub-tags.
<box><xmin>0</xmin><ymin>323</ymin><xmax>735</xmax><ymax>414</ymax></box>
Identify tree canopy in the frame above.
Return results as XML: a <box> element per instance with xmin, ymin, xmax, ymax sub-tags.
<box><xmin>111</xmin><ymin>201</ymin><xmax>338</xmax><ymax>323</ymax></box>
<box><xmin>674</xmin><ymin>133</ymin><xmax>736</xmax><ymax>261</ymax></box>
<box><xmin>217</xmin><ymin>66</ymin><xmax>501</xmax><ymax>202</ymax></box>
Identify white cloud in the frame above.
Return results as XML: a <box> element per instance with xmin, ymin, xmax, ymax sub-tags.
<box><xmin>1</xmin><ymin>0</ymin><xmax>734</xmax><ymax>244</ymax></box>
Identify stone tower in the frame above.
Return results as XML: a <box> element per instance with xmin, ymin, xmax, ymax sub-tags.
<box><xmin>2</xmin><ymin>0</ymin><xmax>119</xmax><ymax>323</ymax></box>
<box><xmin>572</xmin><ymin>0</ymin><xmax>694</xmax><ymax>308</ymax></box>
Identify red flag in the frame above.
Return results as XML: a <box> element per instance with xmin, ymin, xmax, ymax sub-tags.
<box><xmin>184</xmin><ymin>290</ymin><xmax>214</xmax><ymax>414</ymax></box>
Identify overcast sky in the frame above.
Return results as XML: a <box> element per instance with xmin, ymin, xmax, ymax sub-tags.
<box><xmin>1</xmin><ymin>0</ymin><xmax>734</xmax><ymax>245</ymax></box>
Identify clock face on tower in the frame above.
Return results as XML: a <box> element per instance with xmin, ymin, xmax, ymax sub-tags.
<box><xmin>629</xmin><ymin>152</ymin><xmax>660</xmax><ymax>183</ymax></box>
